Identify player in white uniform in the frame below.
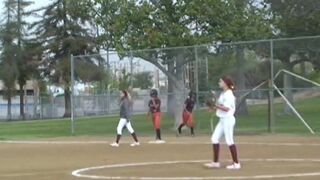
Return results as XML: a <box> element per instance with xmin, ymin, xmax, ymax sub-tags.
<box><xmin>204</xmin><ymin>76</ymin><xmax>240</xmax><ymax>170</ymax></box>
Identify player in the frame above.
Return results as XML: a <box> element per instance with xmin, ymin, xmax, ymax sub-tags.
<box><xmin>177</xmin><ymin>91</ymin><xmax>196</xmax><ymax>136</ymax></box>
<box><xmin>110</xmin><ymin>90</ymin><xmax>140</xmax><ymax>147</ymax></box>
<box><xmin>204</xmin><ymin>76</ymin><xmax>241</xmax><ymax>170</ymax></box>
<box><xmin>148</xmin><ymin>89</ymin><xmax>165</xmax><ymax>143</ymax></box>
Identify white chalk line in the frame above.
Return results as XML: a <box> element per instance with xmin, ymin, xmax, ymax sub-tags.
<box><xmin>0</xmin><ymin>140</ymin><xmax>110</xmax><ymax>145</ymax></box>
<box><xmin>1</xmin><ymin>140</ymin><xmax>320</xmax><ymax>146</ymax></box>
<box><xmin>0</xmin><ymin>170</ymin><xmax>64</xmax><ymax>177</ymax></box>
<box><xmin>71</xmin><ymin>159</ymin><xmax>320</xmax><ymax>179</ymax></box>
<box><xmin>0</xmin><ymin>172</ymin><xmax>44</xmax><ymax>177</ymax></box>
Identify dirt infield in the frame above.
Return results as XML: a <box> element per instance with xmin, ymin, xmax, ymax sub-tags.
<box><xmin>0</xmin><ymin>135</ymin><xmax>320</xmax><ymax>180</ymax></box>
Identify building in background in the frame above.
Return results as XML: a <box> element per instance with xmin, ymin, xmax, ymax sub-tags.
<box><xmin>0</xmin><ymin>80</ymin><xmax>40</xmax><ymax>120</ymax></box>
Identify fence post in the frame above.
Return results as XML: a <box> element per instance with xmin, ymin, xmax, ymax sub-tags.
<box><xmin>194</xmin><ymin>46</ymin><xmax>200</xmax><ymax>107</ymax></box>
<box><xmin>107</xmin><ymin>51</ymin><xmax>110</xmax><ymax>114</ymax></box>
<box><xmin>205</xmin><ymin>57</ymin><xmax>209</xmax><ymax>89</ymax></box>
<box><xmin>130</xmin><ymin>51</ymin><xmax>134</xmax><ymax>89</ymax></box>
<box><xmin>268</xmin><ymin>40</ymin><xmax>275</xmax><ymax>133</ymax></box>
<box><xmin>70</xmin><ymin>54</ymin><xmax>75</xmax><ymax>135</ymax></box>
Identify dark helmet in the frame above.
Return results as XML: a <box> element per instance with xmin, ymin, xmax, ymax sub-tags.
<box><xmin>150</xmin><ymin>89</ymin><xmax>158</xmax><ymax>97</ymax></box>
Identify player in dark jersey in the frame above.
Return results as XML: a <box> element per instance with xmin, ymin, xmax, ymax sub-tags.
<box><xmin>177</xmin><ymin>91</ymin><xmax>196</xmax><ymax>136</ymax></box>
<box><xmin>148</xmin><ymin>89</ymin><xmax>165</xmax><ymax>143</ymax></box>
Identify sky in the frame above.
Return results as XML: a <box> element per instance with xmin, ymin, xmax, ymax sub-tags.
<box><xmin>0</xmin><ymin>0</ymin><xmax>50</xmax><ymax>19</ymax></box>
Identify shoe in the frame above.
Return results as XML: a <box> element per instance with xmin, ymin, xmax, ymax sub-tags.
<box><xmin>204</xmin><ymin>162</ymin><xmax>221</xmax><ymax>168</ymax></box>
<box><xmin>226</xmin><ymin>163</ymin><xmax>241</xmax><ymax>170</ymax></box>
<box><xmin>110</xmin><ymin>142</ymin><xmax>119</xmax><ymax>147</ymax></box>
<box><xmin>176</xmin><ymin>130</ymin><xmax>180</xmax><ymax>137</ymax></box>
<box><xmin>155</xmin><ymin>140</ymin><xmax>166</xmax><ymax>144</ymax></box>
<box><xmin>148</xmin><ymin>140</ymin><xmax>165</xmax><ymax>144</ymax></box>
<box><xmin>130</xmin><ymin>142</ymin><xmax>140</xmax><ymax>147</ymax></box>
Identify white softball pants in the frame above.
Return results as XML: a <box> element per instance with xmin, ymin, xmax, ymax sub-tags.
<box><xmin>117</xmin><ymin>118</ymin><xmax>135</xmax><ymax>135</ymax></box>
<box><xmin>211</xmin><ymin>116</ymin><xmax>236</xmax><ymax>146</ymax></box>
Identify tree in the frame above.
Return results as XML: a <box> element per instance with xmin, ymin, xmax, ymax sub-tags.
<box><xmin>16</xmin><ymin>0</ymin><xmax>34</xmax><ymax>119</ymax></box>
<box><xmin>133</xmin><ymin>71</ymin><xmax>153</xmax><ymax>89</ymax></box>
<box><xmin>118</xmin><ymin>69</ymin><xmax>131</xmax><ymax>90</ymax></box>
<box><xmin>23</xmin><ymin>39</ymin><xmax>46</xmax><ymax>119</ymax></box>
<box><xmin>93</xmin><ymin>0</ymin><xmax>273</xmax><ymax>122</ymax></box>
<box><xmin>266</xmin><ymin>0</ymin><xmax>320</xmax><ymax>113</ymax></box>
<box><xmin>190</xmin><ymin>0</ymin><xmax>273</xmax><ymax>115</ymax></box>
<box><xmin>0</xmin><ymin>0</ymin><xmax>38</xmax><ymax>120</ymax></box>
<box><xmin>85</xmin><ymin>0</ymin><xmax>124</xmax><ymax>94</ymax></box>
<box><xmin>121</xmin><ymin>0</ymin><xmax>202</xmax><ymax>121</ymax></box>
<box><xmin>0</xmin><ymin>0</ymin><xmax>20</xmax><ymax>120</ymax></box>
<box><xmin>32</xmin><ymin>0</ymin><xmax>100</xmax><ymax>117</ymax></box>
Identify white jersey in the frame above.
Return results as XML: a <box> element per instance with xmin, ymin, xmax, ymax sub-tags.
<box><xmin>216</xmin><ymin>90</ymin><xmax>236</xmax><ymax>118</ymax></box>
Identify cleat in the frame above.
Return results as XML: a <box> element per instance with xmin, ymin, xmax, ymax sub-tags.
<box><xmin>155</xmin><ymin>140</ymin><xmax>166</xmax><ymax>144</ymax></box>
<box><xmin>176</xmin><ymin>130</ymin><xmax>180</xmax><ymax>137</ymax></box>
<box><xmin>226</xmin><ymin>163</ymin><xmax>241</xmax><ymax>170</ymax></box>
<box><xmin>110</xmin><ymin>142</ymin><xmax>119</xmax><ymax>147</ymax></box>
<box><xmin>204</xmin><ymin>162</ymin><xmax>221</xmax><ymax>168</ymax></box>
<box><xmin>148</xmin><ymin>140</ymin><xmax>166</xmax><ymax>144</ymax></box>
<box><xmin>130</xmin><ymin>142</ymin><xmax>140</xmax><ymax>147</ymax></box>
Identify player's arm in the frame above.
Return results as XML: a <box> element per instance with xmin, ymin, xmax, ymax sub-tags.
<box><xmin>216</xmin><ymin>94</ymin><xmax>235</xmax><ymax>112</ymax></box>
<box><xmin>147</xmin><ymin>100</ymin><xmax>152</xmax><ymax>116</ymax></box>
<box><xmin>215</xmin><ymin>104</ymin><xmax>230</xmax><ymax>112</ymax></box>
<box><xmin>183</xmin><ymin>99</ymin><xmax>190</xmax><ymax>113</ymax></box>
<box><xmin>122</xmin><ymin>99</ymin><xmax>130</xmax><ymax>119</ymax></box>
<box><xmin>152</xmin><ymin>99</ymin><xmax>160</xmax><ymax>108</ymax></box>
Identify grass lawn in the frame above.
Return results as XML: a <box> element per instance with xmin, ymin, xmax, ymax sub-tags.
<box><xmin>0</xmin><ymin>97</ymin><xmax>319</xmax><ymax>140</ymax></box>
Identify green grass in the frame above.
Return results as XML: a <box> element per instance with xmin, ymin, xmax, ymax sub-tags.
<box><xmin>0</xmin><ymin>97</ymin><xmax>319</xmax><ymax>140</ymax></box>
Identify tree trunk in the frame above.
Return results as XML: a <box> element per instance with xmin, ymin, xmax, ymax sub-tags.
<box><xmin>235</xmin><ymin>48</ymin><xmax>248</xmax><ymax>115</ymax></box>
<box><xmin>167</xmin><ymin>60</ymin><xmax>176</xmax><ymax>118</ymax></box>
<box><xmin>166</xmin><ymin>53</ymin><xmax>186</xmax><ymax>126</ymax></box>
<box><xmin>172</xmin><ymin>79</ymin><xmax>185</xmax><ymax>126</ymax></box>
<box><xmin>33</xmin><ymin>80</ymin><xmax>39</xmax><ymax>119</ymax></box>
<box><xmin>283</xmin><ymin>64</ymin><xmax>294</xmax><ymax>114</ymax></box>
<box><xmin>173</xmin><ymin>52</ymin><xmax>186</xmax><ymax>126</ymax></box>
<box><xmin>7</xmin><ymin>96</ymin><xmax>12</xmax><ymax>121</ymax></box>
<box><xmin>19</xmin><ymin>82</ymin><xmax>25</xmax><ymax>120</ymax></box>
<box><xmin>63</xmin><ymin>87</ymin><xmax>71</xmax><ymax>117</ymax></box>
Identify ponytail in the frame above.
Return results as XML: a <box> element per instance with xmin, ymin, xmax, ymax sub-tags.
<box><xmin>221</xmin><ymin>76</ymin><xmax>235</xmax><ymax>90</ymax></box>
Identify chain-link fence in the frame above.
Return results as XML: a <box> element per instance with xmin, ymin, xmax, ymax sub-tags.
<box><xmin>1</xmin><ymin>36</ymin><xmax>319</xmax><ymax>135</ymax></box>
<box><xmin>0</xmin><ymin>95</ymin><xmax>67</xmax><ymax>120</ymax></box>
<box><xmin>67</xmin><ymin>35</ymin><xmax>320</xmax><ymax>135</ymax></box>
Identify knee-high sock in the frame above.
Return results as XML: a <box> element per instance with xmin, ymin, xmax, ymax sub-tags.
<box><xmin>229</xmin><ymin>144</ymin><xmax>239</xmax><ymax>163</ymax></box>
<box><xmin>213</xmin><ymin>143</ymin><xmax>220</xmax><ymax>162</ymax></box>
<box><xmin>116</xmin><ymin>134</ymin><xmax>121</xmax><ymax>143</ymax></box>
<box><xmin>131</xmin><ymin>132</ymin><xmax>139</xmax><ymax>142</ymax></box>
<box><xmin>178</xmin><ymin>124</ymin><xmax>185</xmax><ymax>134</ymax></box>
<box><xmin>156</xmin><ymin>129</ymin><xmax>161</xmax><ymax>140</ymax></box>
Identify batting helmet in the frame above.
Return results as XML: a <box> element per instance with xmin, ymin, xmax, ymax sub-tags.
<box><xmin>150</xmin><ymin>89</ymin><xmax>158</xmax><ymax>97</ymax></box>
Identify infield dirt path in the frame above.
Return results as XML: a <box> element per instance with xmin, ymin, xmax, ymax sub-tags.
<box><xmin>0</xmin><ymin>135</ymin><xmax>320</xmax><ymax>180</ymax></box>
